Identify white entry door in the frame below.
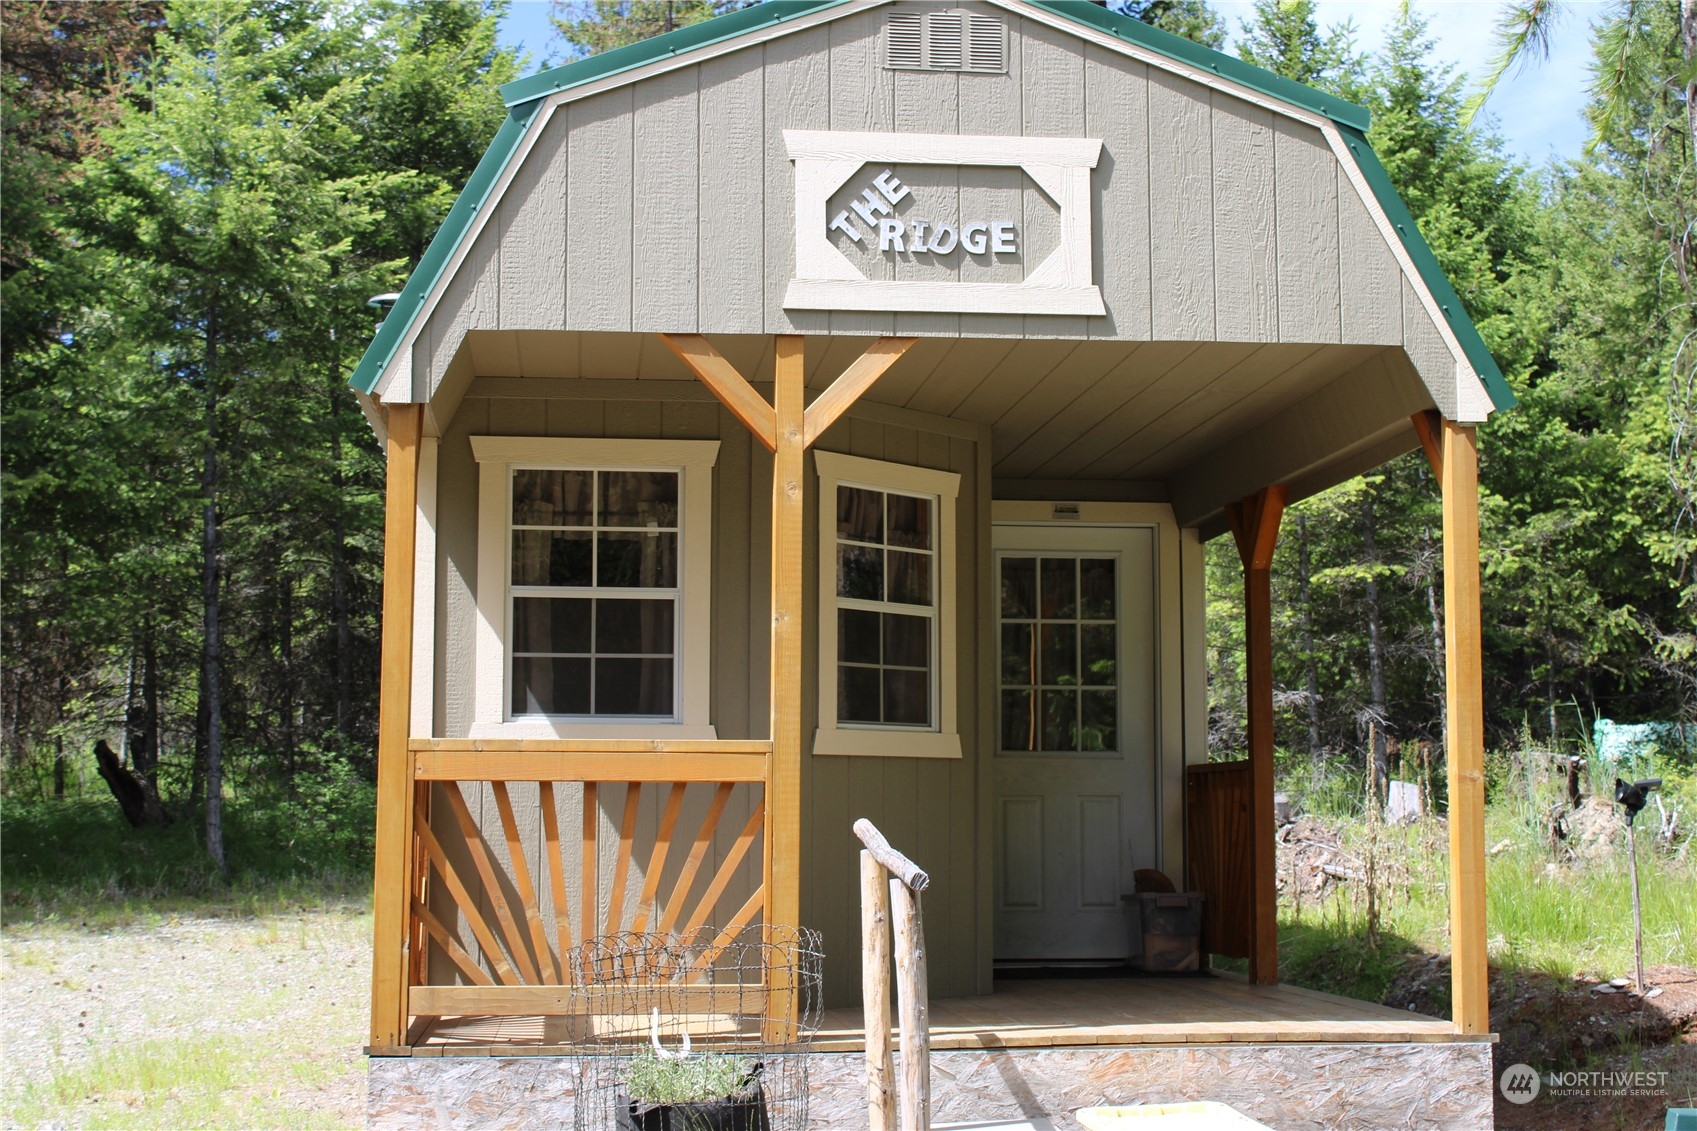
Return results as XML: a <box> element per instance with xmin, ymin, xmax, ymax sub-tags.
<box><xmin>992</xmin><ymin>523</ymin><xmax>1159</xmax><ymax>962</ymax></box>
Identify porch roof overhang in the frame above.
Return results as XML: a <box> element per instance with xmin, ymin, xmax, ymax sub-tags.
<box><xmin>426</xmin><ymin>329</ymin><xmax>1437</xmax><ymax>536</ymax></box>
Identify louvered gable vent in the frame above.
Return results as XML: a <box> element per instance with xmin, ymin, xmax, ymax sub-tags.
<box><xmin>885</xmin><ymin>10</ymin><xmax>1007</xmax><ymax>74</ymax></box>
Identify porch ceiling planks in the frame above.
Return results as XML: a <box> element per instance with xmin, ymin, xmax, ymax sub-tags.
<box><xmin>444</xmin><ymin>330</ymin><xmax>1433</xmax><ymax>508</ymax></box>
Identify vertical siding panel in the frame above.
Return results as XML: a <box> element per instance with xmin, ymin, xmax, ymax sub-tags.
<box><xmin>746</xmin><ymin>438</ymin><xmax>773</xmax><ymax>739</ymax></box>
<box><xmin>1210</xmin><ymin>94</ymin><xmax>1276</xmax><ymax>343</ymax></box>
<box><xmin>1402</xmin><ymin>278</ymin><xmax>1457</xmax><ymax>417</ymax></box>
<box><xmin>1272</xmin><ymin>117</ymin><xmax>1341</xmax><ymax>344</ymax></box>
<box><xmin>957</xmin><ymin>22</ymin><xmax>1025</xmax><ymax>341</ymax></box>
<box><xmin>547</xmin><ymin>397</ymin><xmax>603</xmax><ymax>438</ymax></box>
<box><xmin>427</xmin><ymin>231</ymin><xmax>500</xmax><ymax>394</ymax></box>
<box><xmin>1338</xmin><ymin>173</ymin><xmax>1402</xmax><ymax>344</ymax></box>
<box><xmin>1148</xmin><ymin>69</ymin><xmax>1214</xmax><ymax>339</ymax></box>
<box><xmin>828</xmin><ymin>12</ymin><xmax>897</xmax><ymax>337</ymax></box>
<box><xmin>893</xmin><ymin>68</ymin><xmax>962</xmax><ymax>338</ymax></box>
<box><xmin>603</xmin><ymin>399</ymin><xmax>663</xmax><ymax>439</ymax></box>
<box><xmin>1020</xmin><ymin>20</ymin><xmax>1087</xmax><ymax>341</ymax></box>
<box><xmin>713</xmin><ymin>415</ymin><xmax>752</xmax><ymax>740</ymax></box>
<box><xmin>1084</xmin><ymin>48</ymin><xmax>1151</xmax><ymax>341</ymax></box>
<box><xmin>699</xmin><ymin>54</ymin><xmax>766</xmax><ymax>334</ymax></box>
<box><xmin>764</xmin><ymin>29</ymin><xmax>834</xmax><ymax>335</ymax></box>
<box><xmin>565</xmin><ymin>88</ymin><xmax>635</xmax><ymax>331</ymax></box>
<box><xmin>440</xmin><ymin>398</ymin><xmax>487</xmax><ymax>739</ymax></box>
<box><xmin>488</xmin><ymin>396</ymin><xmax>547</xmax><ymax>437</ymax></box>
<box><xmin>499</xmin><ymin>111</ymin><xmax>568</xmax><ymax>330</ymax></box>
<box><xmin>632</xmin><ymin>68</ymin><xmax>701</xmax><ymax>333</ymax></box>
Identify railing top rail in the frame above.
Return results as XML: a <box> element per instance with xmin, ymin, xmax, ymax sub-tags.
<box><xmin>413</xmin><ymin>749</ymin><xmax>769</xmax><ymax>783</ymax></box>
<box><xmin>853</xmin><ymin>817</ymin><xmax>929</xmax><ymax>892</ymax></box>
<box><xmin>410</xmin><ymin>738</ymin><xmax>772</xmax><ymax>754</ymax></box>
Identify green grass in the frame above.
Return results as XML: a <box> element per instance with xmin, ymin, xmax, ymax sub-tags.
<box><xmin>1275</xmin><ymin>803</ymin><xmax>1697</xmax><ymax>1005</ymax></box>
<box><xmin>7</xmin><ymin>1035</ymin><xmax>357</xmax><ymax>1130</ymax></box>
<box><xmin>1</xmin><ymin>782</ymin><xmax>375</xmax><ymax>927</ymax></box>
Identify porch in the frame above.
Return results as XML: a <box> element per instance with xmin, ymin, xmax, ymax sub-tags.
<box><xmin>368</xmin><ymin>975</ymin><xmax>1495</xmax><ymax>1129</ymax></box>
<box><xmin>392</xmin><ymin>971</ymin><xmax>1465</xmax><ymax>1054</ymax></box>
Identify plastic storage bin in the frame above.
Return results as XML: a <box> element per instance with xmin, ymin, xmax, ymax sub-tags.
<box><xmin>1134</xmin><ymin>892</ymin><xmax>1204</xmax><ymax>972</ymax></box>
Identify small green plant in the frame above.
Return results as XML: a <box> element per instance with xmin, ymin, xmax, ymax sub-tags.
<box><xmin>622</xmin><ymin>1053</ymin><xmax>757</xmax><ymax>1106</ymax></box>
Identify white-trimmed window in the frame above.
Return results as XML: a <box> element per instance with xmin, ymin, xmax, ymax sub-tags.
<box><xmin>814</xmin><ymin>451</ymin><xmax>960</xmax><ymax>759</ymax></box>
<box><xmin>471</xmin><ymin>437</ymin><xmax>719</xmax><ymax>739</ymax></box>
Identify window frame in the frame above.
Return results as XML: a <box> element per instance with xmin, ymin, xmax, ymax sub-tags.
<box><xmin>814</xmin><ymin>450</ymin><xmax>961</xmax><ymax>759</ymax></box>
<box><xmin>471</xmin><ymin>436</ymin><xmax>720</xmax><ymax>739</ymax></box>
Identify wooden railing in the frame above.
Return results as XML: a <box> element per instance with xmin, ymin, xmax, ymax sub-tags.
<box><xmin>1185</xmin><ymin>761</ymin><xmax>1252</xmax><ymax>960</ymax></box>
<box><xmin>856</xmin><ymin>818</ymin><xmax>930</xmax><ymax>1131</ymax></box>
<box><xmin>398</xmin><ymin>738</ymin><xmax>772</xmax><ymax>1028</ymax></box>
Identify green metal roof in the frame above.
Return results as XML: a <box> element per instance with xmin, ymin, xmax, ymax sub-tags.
<box><xmin>349</xmin><ymin>0</ymin><xmax>1514</xmax><ymax>415</ymax></box>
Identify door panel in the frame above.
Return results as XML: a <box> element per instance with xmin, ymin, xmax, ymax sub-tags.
<box><xmin>992</xmin><ymin>524</ymin><xmax>1158</xmax><ymax>963</ymax></box>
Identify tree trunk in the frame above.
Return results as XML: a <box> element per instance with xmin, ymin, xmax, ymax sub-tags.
<box><xmin>139</xmin><ymin>623</ymin><xmax>160</xmax><ymax>788</ymax></box>
<box><xmin>54</xmin><ymin>735</ymin><xmax>65</xmax><ymax>798</ymax></box>
<box><xmin>1364</xmin><ymin>488</ymin><xmax>1388</xmax><ymax>806</ymax></box>
<box><xmin>1422</xmin><ymin>518</ymin><xmax>1447</xmax><ymax>751</ymax></box>
<box><xmin>201</xmin><ymin>329</ymin><xmax>227</xmax><ymax>878</ymax></box>
<box><xmin>280</xmin><ymin>570</ymin><xmax>295</xmax><ymax>781</ymax></box>
<box><xmin>93</xmin><ymin>739</ymin><xmax>172</xmax><ymax>827</ymax></box>
<box><xmin>1297</xmin><ymin>513</ymin><xmax>1321</xmax><ymax>776</ymax></box>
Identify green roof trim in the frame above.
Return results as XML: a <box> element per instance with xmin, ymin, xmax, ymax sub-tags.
<box><xmin>348</xmin><ymin>101</ymin><xmax>541</xmax><ymax>395</ymax></box>
<box><xmin>1336</xmin><ymin>124</ymin><xmax>1516</xmax><ymax>412</ymax></box>
<box><xmin>1023</xmin><ymin>0</ymin><xmax>1371</xmax><ymax>132</ymax></box>
<box><xmin>499</xmin><ymin>0</ymin><xmax>853</xmax><ymax>108</ymax></box>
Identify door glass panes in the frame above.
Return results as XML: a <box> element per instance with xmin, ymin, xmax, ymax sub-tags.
<box><xmin>1000</xmin><ymin>555</ymin><xmax>1117</xmax><ymax>752</ymax></box>
<box><xmin>836</xmin><ymin>484</ymin><xmax>936</xmax><ymax>728</ymax></box>
<box><xmin>510</xmin><ymin>469</ymin><xmax>680</xmax><ymax>718</ymax></box>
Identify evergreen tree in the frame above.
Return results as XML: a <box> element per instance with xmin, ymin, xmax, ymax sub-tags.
<box><xmin>550</xmin><ymin>1</ymin><xmax>753</xmax><ymax>57</ymax></box>
<box><xmin>1117</xmin><ymin>0</ymin><xmax>1226</xmax><ymax>50</ymax></box>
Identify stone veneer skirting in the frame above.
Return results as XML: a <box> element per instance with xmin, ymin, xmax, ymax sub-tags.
<box><xmin>368</xmin><ymin>1041</ymin><xmax>1494</xmax><ymax>1130</ymax></box>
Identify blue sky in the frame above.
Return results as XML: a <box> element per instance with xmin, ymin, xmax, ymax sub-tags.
<box><xmin>496</xmin><ymin>1</ymin><xmax>1599</xmax><ymax>167</ymax></box>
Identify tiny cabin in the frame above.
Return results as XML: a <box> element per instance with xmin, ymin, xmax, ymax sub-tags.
<box><xmin>360</xmin><ymin>3</ymin><xmax>1503</xmax><ymax>1126</ymax></box>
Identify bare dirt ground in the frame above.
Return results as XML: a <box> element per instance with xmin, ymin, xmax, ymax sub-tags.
<box><xmin>1388</xmin><ymin>955</ymin><xmax>1697</xmax><ymax>1129</ymax></box>
<box><xmin>1</xmin><ymin>909</ymin><xmax>370</xmax><ymax>1129</ymax></box>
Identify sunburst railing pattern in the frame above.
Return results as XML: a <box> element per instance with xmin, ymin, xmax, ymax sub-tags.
<box><xmin>399</xmin><ymin>739</ymin><xmax>772</xmax><ymax>1026</ymax></box>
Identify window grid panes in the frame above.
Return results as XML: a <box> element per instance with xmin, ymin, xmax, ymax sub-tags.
<box><xmin>998</xmin><ymin>555</ymin><xmax>1117</xmax><ymax>752</ymax></box>
<box><xmin>836</xmin><ymin>484</ymin><xmax>936</xmax><ymax>728</ymax></box>
<box><xmin>509</xmin><ymin>468</ymin><xmax>680</xmax><ymax>718</ymax></box>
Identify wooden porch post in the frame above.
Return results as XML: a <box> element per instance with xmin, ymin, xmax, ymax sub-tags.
<box><xmin>659</xmin><ymin>330</ymin><xmax>915</xmax><ymax>947</ymax></box>
<box><xmin>1225</xmin><ymin>485</ymin><xmax>1286</xmax><ymax>985</ymax></box>
<box><xmin>1440</xmin><ymin>420</ymin><xmax>1490</xmax><ymax>1035</ymax></box>
<box><xmin>370</xmin><ymin>402</ymin><xmax>422</xmax><ymax>1048</ymax></box>
<box><xmin>769</xmin><ymin>335</ymin><xmax>805</xmax><ymax>937</ymax></box>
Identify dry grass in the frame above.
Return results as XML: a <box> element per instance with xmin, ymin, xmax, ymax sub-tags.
<box><xmin>1</xmin><ymin>907</ymin><xmax>370</xmax><ymax>1129</ymax></box>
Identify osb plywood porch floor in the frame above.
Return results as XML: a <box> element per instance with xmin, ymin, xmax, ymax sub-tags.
<box><xmin>405</xmin><ymin>972</ymin><xmax>1465</xmax><ymax>1055</ymax></box>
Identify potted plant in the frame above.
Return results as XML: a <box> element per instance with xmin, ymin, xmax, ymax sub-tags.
<box><xmin>613</xmin><ymin>1010</ymin><xmax>770</xmax><ymax>1131</ymax></box>
<box><xmin>614</xmin><ymin>1051</ymin><xmax>769</xmax><ymax>1131</ymax></box>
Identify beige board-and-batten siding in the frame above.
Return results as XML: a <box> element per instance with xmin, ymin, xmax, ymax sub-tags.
<box><xmin>403</xmin><ymin>3</ymin><xmax>1453</xmax><ymax>405</ymax></box>
<box><xmin>426</xmin><ymin>383</ymin><xmax>990</xmax><ymax>1005</ymax></box>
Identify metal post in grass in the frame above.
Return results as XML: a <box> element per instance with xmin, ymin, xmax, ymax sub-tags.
<box><xmin>1614</xmin><ymin>776</ymin><xmax>1661</xmax><ymax>995</ymax></box>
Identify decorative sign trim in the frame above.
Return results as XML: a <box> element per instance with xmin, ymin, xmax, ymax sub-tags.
<box><xmin>783</xmin><ymin>129</ymin><xmax>1105</xmax><ymax>316</ymax></box>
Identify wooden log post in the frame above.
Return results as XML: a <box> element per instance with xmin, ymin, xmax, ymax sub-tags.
<box><xmin>862</xmin><ymin>850</ymin><xmax>897</xmax><ymax>1131</ymax></box>
<box><xmin>1440</xmin><ymin>420</ymin><xmax>1489</xmax><ymax>1035</ymax></box>
<box><xmin>370</xmin><ymin>402</ymin><xmax>423</xmax><ymax>1048</ymax></box>
<box><xmin>890</xmin><ymin>877</ymin><xmax>930</xmax><ymax>1131</ymax></box>
<box><xmin>1225</xmin><ymin>485</ymin><xmax>1286</xmax><ymax>986</ymax></box>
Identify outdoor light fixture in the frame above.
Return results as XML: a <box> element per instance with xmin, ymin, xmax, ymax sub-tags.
<box><xmin>1614</xmin><ymin>776</ymin><xmax>1662</xmax><ymax>995</ymax></box>
<box><xmin>366</xmin><ymin>292</ymin><xmax>400</xmax><ymax>330</ymax></box>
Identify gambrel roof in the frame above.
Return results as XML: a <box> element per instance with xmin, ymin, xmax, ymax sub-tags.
<box><xmin>349</xmin><ymin>0</ymin><xmax>1513</xmax><ymax>429</ymax></box>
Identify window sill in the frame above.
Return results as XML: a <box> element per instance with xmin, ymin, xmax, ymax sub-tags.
<box><xmin>468</xmin><ymin>721</ymin><xmax>720</xmax><ymax>742</ymax></box>
<box><xmin>812</xmin><ymin>728</ymin><xmax>962</xmax><ymax>759</ymax></box>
